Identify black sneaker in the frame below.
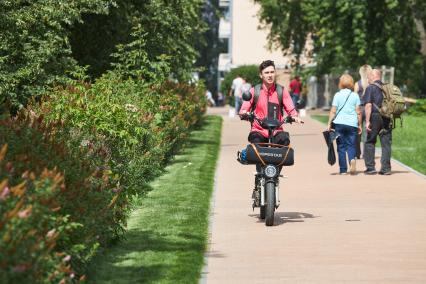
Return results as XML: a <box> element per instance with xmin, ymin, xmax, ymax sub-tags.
<box><xmin>378</xmin><ymin>170</ymin><xmax>391</xmax><ymax>175</ymax></box>
<box><xmin>364</xmin><ymin>169</ymin><xmax>377</xmax><ymax>175</ymax></box>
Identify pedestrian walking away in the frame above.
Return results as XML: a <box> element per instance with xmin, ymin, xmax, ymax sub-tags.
<box><xmin>363</xmin><ymin>69</ymin><xmax>392</xmax><ymax>175</ymax></box>
<box><xmin>327</xmin><ymin>74</ymin><xmax>362</xmax><ymax>175</ymax></box>
<box><xmin>229</xmin><ymin>74</ymin><xmax>244</xmax><ymax>114</ymax></box>
<box><xmin>289</xmin><ymin>75</ymin><xmax>302</xmax><ymax>110</ymax></box>
<box><xmin>354</xmin><ymin>64</ymin><xmax>372</xmax><ymax>159</ymax></box>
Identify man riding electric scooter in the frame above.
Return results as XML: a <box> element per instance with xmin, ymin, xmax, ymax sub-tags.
<box><xmin>239</xmin><ymin>60</ymin><xmax>303</xmax><ymax>225</ymax></box>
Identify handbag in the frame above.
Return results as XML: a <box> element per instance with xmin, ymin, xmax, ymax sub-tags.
<box><xmin>322</xmin><ymin>130</ymin><xmax>336</xmax><ymax>165</ymax></box>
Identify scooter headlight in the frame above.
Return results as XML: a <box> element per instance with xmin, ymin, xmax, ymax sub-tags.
<box><xmin>264</xmin><ymin>165</ymin><xmax>277</xmax><ymax>178</ymax></box>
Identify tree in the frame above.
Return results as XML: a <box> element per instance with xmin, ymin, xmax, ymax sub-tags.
<box><xmin>0</xmin><ymin>0</ymin><xmax>111</xmax><ymax>111</ymax></box>
<box><xmin>70</xmin><ymin>0</ymin><xmax>207</xmax><ymax>82</ymax></box>
<box><xmin>194</xmin><ymin>0</ymin><xmax>227</xmax><ymax>94</ymax></box>
<box><xmin>255</xmin><ymin>0</ymin><xmax>426</xmax><ymax>95</ymax></box>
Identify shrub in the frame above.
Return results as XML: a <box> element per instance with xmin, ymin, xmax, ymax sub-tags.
<box><xmin>0</xmin><ymin>77</ymin><xmax>206</xmax><ymax>281</ymax></box>
<box><xmin>0</xmin><ymin>112</ymin><xmax>121</xmax><ymax>283</ymax></box>
<box><xmin>37</xmin><ymin>75</ymin><xmax>206</xmax><ymax>198</ymax></box>
<box><xmin>220</xmin><ymin>65</ymin><xmax>261</xmax><ymax>95</ymax></box>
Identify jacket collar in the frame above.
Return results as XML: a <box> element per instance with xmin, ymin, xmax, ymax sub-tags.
<box><xmin>262</xmin><ymin>83</ymin><xmax>276</xmax><ymax>94</ymax></box>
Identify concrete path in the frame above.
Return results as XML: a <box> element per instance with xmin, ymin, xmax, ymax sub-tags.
<box><xmin>204</xmin><ymin>106</ymin><xmax>426</xmax><ymax>283</ymax></box>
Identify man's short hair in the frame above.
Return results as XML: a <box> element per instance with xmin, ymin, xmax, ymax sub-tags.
<box><xmin>259</xmin><ymin>60</ymin><xmax>275</xmax><ymax>73</ymax></box>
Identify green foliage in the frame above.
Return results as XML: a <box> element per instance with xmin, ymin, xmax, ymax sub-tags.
<box><xmin>255</xmin><ymin>0</ymin><xmax>426</xmax><ymax>96</ymax></box>
<box><xmin>0</xmin><ymin>0</ymin><xmax>112</xmax><ymax>112</ymax></box>
<box><xmin>1</xmin><ymin>0</ymin><xmax>208</xmax><ymax>112</ymax></box>
<box><xmin>0</xmin><ymin>1</ymin><xmax>208</xmax><ymax>282</ymax></box>
<box><xmin>407</xmin><ymin>99</ymin><xmax>426</xmax><ymax>115</ymax></box>
<box><xmin>220</xmin><ymin>65</ymin><xmax>261</xmax><ymax>95</ymax></box>
<box><xmin>0</xmin><ymin>112</ymin><xmax>120</xmax><ymax>283</ymax></box>
<box><xmin>70</xmin><ymin>0</ymin><xmax>207</xmax><ymax>81</ymax></box>
<box><xmin>0</xmin><ymin>76</ymin><xmax>206</xmax><ymax>281</ymax></box>
<box><xmin>194</xmin><ymin>0</ymin><xmax>227</xmax><ymax>94</ymax></box>
<box><xmin>110</xmin><ymin>24</ymin><xmax>171</xmax><ymax>84</ymax></box>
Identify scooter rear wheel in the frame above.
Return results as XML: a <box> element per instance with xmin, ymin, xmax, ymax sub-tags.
<box><xmin>260</xmin><ymin>206</ymin><xmax>265</xmax><ymax>219</ymax></box>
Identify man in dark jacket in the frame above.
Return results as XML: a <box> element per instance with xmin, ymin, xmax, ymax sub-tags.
<box><xmin>363</xmin><ymin>69</ymin><xmax>392</xmax><ymax>175</ymax></box>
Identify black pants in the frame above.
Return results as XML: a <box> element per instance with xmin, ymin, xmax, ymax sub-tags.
<box><xmin>248</xmin><ymin>131</ymin><xmax>290</xmax><ymax>172</ymax></box>
<box><xmin>248</xmin><ymin>131</ymin><xmax>290</xmax><ymax>145</ymax></box>
<box><xmin>364</xmin><ymin>113</ymin><xmax>392</xmax><ymax>172</ymax></box>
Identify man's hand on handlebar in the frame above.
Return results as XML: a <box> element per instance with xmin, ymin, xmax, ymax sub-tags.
<box><xmin>239</xmin><ymin>110</ymin><xmax>253</xmax><ymax>121</ymax></box>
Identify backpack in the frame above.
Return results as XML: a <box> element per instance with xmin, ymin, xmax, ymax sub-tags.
<box><xmin>373</xmin><ymin>83</ymin><xmax>406</xmax><ymax>127</ymax></box>
<box><xmin>251</xmin><ymin>84</ymin><xmax>285</xmax><ymax>116</ymax></box>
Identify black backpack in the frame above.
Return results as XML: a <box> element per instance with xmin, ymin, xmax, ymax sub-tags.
<box><xmin>251</xmin><ymin>84</ymin><xmax>284</xmax><ymax>116</ymax></box>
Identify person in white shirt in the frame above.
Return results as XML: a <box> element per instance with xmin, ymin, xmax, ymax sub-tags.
<box><xmin>229</xmin><ymin>74</ymin><xmax>244</xmax><ymax>113</ymax></box>
<box><xmin>205</xmin><ymin>90</ymin><xmax>216</xmax><ymax>106</ymax></box>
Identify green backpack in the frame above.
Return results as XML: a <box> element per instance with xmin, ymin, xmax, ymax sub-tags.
<box><xmin>373</xmin><ymin>83</ymin><xmax>406</xmax><ymax>127</ymax></box>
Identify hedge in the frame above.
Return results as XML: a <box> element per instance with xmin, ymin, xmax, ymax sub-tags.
<box><xmin>0</xmin><ymin>77</ymin><xmax>206</xmax><ymax>283</ymax></box>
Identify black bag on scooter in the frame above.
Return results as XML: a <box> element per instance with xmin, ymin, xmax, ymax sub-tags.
<box><xmin>244</xmin><ymin>143</ymin><xmax>294</xmax><ymax>166</ymax></box>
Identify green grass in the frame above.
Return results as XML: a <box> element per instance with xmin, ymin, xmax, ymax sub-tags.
<box><xmin>311</xmin><ymin>114</ymin><xmax>329</xmax><ymax>124</ymax></box>
<box><xmin>392</xmin><ymin>115</ymin><xmax>426</xmax><ymax>174</ymax></box>
<box><xmin>88</xmin><ymin>115</ymin><xmax>222</xmax><ymax>284</ymax></box>
<box><xmin>310</xmin><ymin>114</ymin><xmax>426</xmax><ymax>174</ymax></box>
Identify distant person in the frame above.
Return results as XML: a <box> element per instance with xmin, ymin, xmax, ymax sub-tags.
<box><xmin>327</xmin><ymin>74</ymin><xmax>362</xmax><ymax>175</ymax></box>
<box><xmin>241</xmin><ymin>79</ymin><xmax>252</xmax><ymax>97</ymax></box>
<box><xmin>289</xmin><ymin>75</ymin><xmax>302</xmax><ymax>110</ymax></box>
<box><xmin>229</xmin><ymin>74</ymin><xmax>244</xmax><ymax>114</ymax></box>
<box><xmin>217</xmin><ymin>92</ymin><xmax>224</xmax><ymax>106</ymax></box>
<box><xmin>363</xmin><ymin>69</ymin><xmax>392</xmax><ymax>175</ymax></box>
<box><xmin>354</xmin><ymin>64</ymin><xmax>372</xmax><ymax>159</ymax></box>
<box><xmin>205</xmin><ymin>90</ymin><xmax>216</xmax><ymax>106</ymax></box>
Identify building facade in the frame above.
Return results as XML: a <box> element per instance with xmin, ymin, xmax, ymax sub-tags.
<box><xmin>218</xmin><ymin>0</ymin><xmax>314</xmax><ymax>89</ymax></box>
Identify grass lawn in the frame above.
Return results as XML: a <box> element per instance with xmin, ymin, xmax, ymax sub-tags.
<box><xmin>392</xmin><ymin>115</ymin><xmax>426</xmax><ymax>174</ymax></box>
<box><xmin>310</xmin><ymin>114</ymin><xmax>426</xmax><ymax>174</ymax></box>
<box><xmin>88</xmin><ymin>115</ymin><xmax>222</xmax><ymax>284</ymax></box>
<box><xmin>311</xmin><ymin>114</ymin><xmax>329</xmax><ymax>124</ymax></box>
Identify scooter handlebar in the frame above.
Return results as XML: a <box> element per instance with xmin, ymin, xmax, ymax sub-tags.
<box><xmin>240</xmin><ymin>112</ymin><xmax>297</xmax><ymax>126</ymax></box>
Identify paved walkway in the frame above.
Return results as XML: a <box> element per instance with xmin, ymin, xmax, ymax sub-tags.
<box><xmin>204</xmin><ymin>106</ymin><xmax>426</xmax><ymax>283</ymax></box>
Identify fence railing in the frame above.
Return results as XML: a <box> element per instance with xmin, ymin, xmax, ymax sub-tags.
<box><xmin>306</xmin><ymin>66</ymin><xmax>395</xmax><ymax>110</ymax></box>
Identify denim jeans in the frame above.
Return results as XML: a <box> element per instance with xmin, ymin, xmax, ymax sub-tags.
<box><xmin>335</xmin><ymin>123</ymin><xmax>358</xmax><ymax>173</ymax></box>
<box><xmin>290</xmin><ymin>93</ymin><xmax>299</xmax><ymax>110</ymax></box>
<box><xmin>234</xmin><ymin>96</ymin><xmax>243</xmax><ymax>114</ymax></box>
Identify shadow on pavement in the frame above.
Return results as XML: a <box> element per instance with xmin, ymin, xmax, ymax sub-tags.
<box><xmin>248</xmin><ymin>212</ymin><xmax>318</xmax><ymax>226</ymax></box>
<box><xmin>329</xmin><ymin>170</ymin><xmax>410</xmax><ymax>176</ymax></box>
<box><xmin>274</xmin><ymin>212</ymin><xmax>317</xmax><ymax>225</ymax></box>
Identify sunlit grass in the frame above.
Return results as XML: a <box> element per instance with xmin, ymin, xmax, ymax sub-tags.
<box><xmin>88</xmin><ymin>116</ymin><xmax>222</xmax><ymax>283</ymax></box>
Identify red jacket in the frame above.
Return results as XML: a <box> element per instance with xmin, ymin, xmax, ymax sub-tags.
<box><xmin>289</xmin><ymin>79</ymin><xmax>302</xmax><ymax>95</ymax></box>
<box><xmin>239</xmin><ymin>83</ymin><xmax>298</xmax><ymax>138</ymax></box>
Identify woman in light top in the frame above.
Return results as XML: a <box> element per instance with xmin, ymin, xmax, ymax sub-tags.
<box><xmin>327</xmin><ymin>74</ymin><xmax>362</xmax><ymax>175</ymax></box>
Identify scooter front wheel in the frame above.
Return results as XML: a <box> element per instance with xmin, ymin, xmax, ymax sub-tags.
<box><xmin>265</xmin><ymin>182</ymin><xmax>275</xmax><ymax>226</ymax></box>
